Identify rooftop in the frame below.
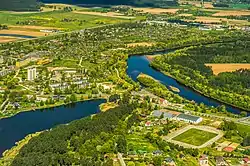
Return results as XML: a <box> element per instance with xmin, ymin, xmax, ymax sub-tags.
<box><xmin>177</xmin><ymin>113</ymin><xmax>201</xmax><ymax>122</ymax></box>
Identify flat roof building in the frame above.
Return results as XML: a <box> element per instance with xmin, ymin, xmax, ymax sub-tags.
<box><xmin>176</xmin><ymin>113</ymin><xmax>202</xmax><ymax>124</ymax></box>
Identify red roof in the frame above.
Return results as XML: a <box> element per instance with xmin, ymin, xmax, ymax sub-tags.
<box><xmin>223</xmin><ymin>147</ymin><xmax>234</xmax><ymax>152</ymax></box>
<box><xmin>145</xmin><ymin>121</ymin><xmax>151</xmax><ymax>125</ymax></box>
<box><xmin>243</xmin><ymin>158</ymin><xmax>249</xmax><ymax>163</ymax></box>
<box><xmin>199</xmin><ymin>155</ymin><xmax>208</xmax><ymax>160</ymax></box>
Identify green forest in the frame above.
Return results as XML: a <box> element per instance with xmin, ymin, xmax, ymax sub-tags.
<box><xmin>0</xmin><ymin>0</ymin><xmax>41</xmax><ymax>11</ymax></box>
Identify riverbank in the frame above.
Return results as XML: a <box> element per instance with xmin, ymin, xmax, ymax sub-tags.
<box><xmin>151</xmin><ymin>64</ymin><xmax>250</xmax><ymax>113</ymax></box>
<box><xmin>0</xmin><ymin>132</ymin><xmax>42</xmax><ymax>165</ymax></box>
<box><xmin>0</xmin><ymin>99</ymin><xmax>106</xmax><ymax>157</ymax></box>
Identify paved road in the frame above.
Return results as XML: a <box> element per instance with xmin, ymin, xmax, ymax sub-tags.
<box><xmin>163</xmin><ymin>125</ymin><xmax>224</xmax><ymax>149</ymax></box>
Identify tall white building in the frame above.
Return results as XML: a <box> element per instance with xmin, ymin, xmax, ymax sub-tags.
<box><xmin>27</xmin><ymin>67</ymin><xmax>37</xmax><ymax>81</ymax></box>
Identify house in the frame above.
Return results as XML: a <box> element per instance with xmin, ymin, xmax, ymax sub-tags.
<box><xmin>223</xmin><ymin>143</ymin><xmax>239</xmax><ymax>152</ymax></box>
<box><xmin>12</xmin><ymin>102</ymin><xmax>20</xmax><ymax>109</ymax></box>
<box><xmin>215</xmin><ymin>156</ymin><xmax>228</xmax><ymax>166</ymax></box>
<box><xmin>223</xmin><ymin>147</ymin><xmax>234</xmax><ymax>153</ymax></box>
<box><xmin>216</xmin><ymin>141</ymin><xmax>231</xmax><ymax>151</ymax></box>
<box><xmin>159</xmin><ymin>98</ymin><xmax>168</xmax><ymax>105</ymax></box>
<box><xmin>164</xmin><ymin>157</ymin><xmax>176</xmax><ymax>166</ymax></box>
<box><xmin>176</xmin><ymin>113</ymin><xmax>202</xmax><ymax>124</ymax></box>
<box><xmin>152</xmin><ymin>110</ymin><xmax>179</xmax><ymax>120</ymax></box>
<box><xmin>179</xmin><ymin>154</ymin><xmax>185</xmax><ymax>159</ymax></box>
<box><xmin>199</xmin><ymin>155</ymin><xmax>209</xmax><ymax>166</ymax></box>
<box><xmin>242</xmin><ymin>158</ymin><xmax>250</xmax><ymax>164</ymax></box>
<box><xmin>152</xmin><ymin>150</ymin><xmax>162</xmax><ymax>156</ymax></box>
<box><xmin>145</xmin><ymin>121</ymin><xmax>152</xmax><ymax>127</ymax></box>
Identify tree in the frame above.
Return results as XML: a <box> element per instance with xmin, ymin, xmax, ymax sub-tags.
<box><xmin>242</xmin><ymin>135</ymin><xmax>250</xmax><ymax>147</ymax></box>
<box><xmin>70</xmin><ymin>94</ymin><xmax>77</xmax><ymax>102</ymax></box>
<box><xmin>127</xmin><ymin>161</ymin><xmax>135</xmax><ymax>166</ymax></box>
<box><xmin>40</xmin><ymin>100</ymin><xmax>44</xmax><ymax>106</ymax></box>
<box><xmin>152</xmin><ymin>156</ymin><xmax>162</xmax><ymax>166</ymax></box>
<box><xmin>116</xmin><ymin>135</ymin><xmax>127</xmax><ymax>153</ymax></box>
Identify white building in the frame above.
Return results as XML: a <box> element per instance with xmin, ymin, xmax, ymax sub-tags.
<box><xmin>176</xmin><ymin>113</ymin><xmax>202</xmax><ymax>124</ymax></box>
<box><xmin>27</xmin><ymin>67</ymin><xmax>37</xmax><ymax>81</ymax></box>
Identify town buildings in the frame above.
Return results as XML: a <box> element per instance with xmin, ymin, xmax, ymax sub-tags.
<box><xmin>27</xmin><ymin>66</ymin><xmax>37</xmax><ymax>81</ymax></box>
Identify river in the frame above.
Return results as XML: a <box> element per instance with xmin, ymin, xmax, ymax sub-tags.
<box><xmin>0</xmin><ymin>34</ymin><xmax>36</xmax><ymax>39</ymax></box>
<box><xmin>0</xmin><ymin>99</ymin><xmax>105</xmax><ymax>156</ymax></box>
<box><xmin>127</xmin><ymin>52</ymin><xmax>247</xmax><ymax>115</ymax></box>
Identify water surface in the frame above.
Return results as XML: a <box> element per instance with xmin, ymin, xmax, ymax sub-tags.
<box><xmin>0</xmin><ymin>99</ymin><xmax>105</xmax><ymax>156</ymax></box>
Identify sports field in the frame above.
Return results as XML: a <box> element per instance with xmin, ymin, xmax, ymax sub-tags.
<box><xmin>172</xmin><ymin>128</ymin><xmax>218</xmax><ymax>146</ymax></box>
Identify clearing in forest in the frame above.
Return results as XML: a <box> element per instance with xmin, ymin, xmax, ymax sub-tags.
<box><xmin>205</xmin><ymin>63</ymin><xmax>250</xmax><ymax>75</ymax></box>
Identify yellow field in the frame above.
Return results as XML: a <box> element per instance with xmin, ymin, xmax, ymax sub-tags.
<box><xmin>0</xmin><ymin>37</ymin><xmax>18</xmax><ymax>43</ymax></box>
<box><xmin>212</xmin><ymin>10</ymin><xmax>250</xmax><ymax>16</ymax></box>
<box><xmin>0</xmin><ymin>29</ymin><xmax>47</xmax><ymax>37</ymax></box>
<box><xmin>205</xmin><ymin>63</ymin><xmax>250</xmax><ymax>75</ymax></box>
<box><xmin>133</xmin><ymin>7</ymin><xmax>179</xmax><ymax>14</ymax></box>
<box><xmin>187</xmin><ymin>16</ymin><xmax>249</xmax><ymax>25</ymax></box>
<box><xmin>73</xmin><ymin>11</ymin><xmax>135</xmax><ymax>19</ymax></box>
<box><xmin>9</xmin><ymin>25</ymin><xmax>61</xmax><ymax>30</ymax></box>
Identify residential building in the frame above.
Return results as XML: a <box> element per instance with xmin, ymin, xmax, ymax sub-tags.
<box><xmin>27</xmin><ymin>67</ymin><xmax>37</xmax><ymax>81</ymax></box>
<box><xmin>215</xmin><ymin>156</ymin><xmax>228</xmax><ymax>166</ymax></box>
<box><xmin>176</xmin><ymin>113</ymin><xmax>202</xmax><ymax>124</ymax></box>
<box><xmin>164</xmin><ymin>157</ymin><xmax>176</xmax><ymax>166</ymax></box>
<box><xmin>0</xmin><ymin>69</ymin><xmax>12</xmax><ymax>77</ymax></box>
<box><xmin>145</xmin><ymin>121</ymin><xmax>152</xmax><ymax>127</ymax></box>
<box><xmin>242</xmin><ymin>158</ymin><xmax>250</xmax><ymax>165</ymax></box>
<box><xmin>153</xmin><ymin>110</ymin><xmax>180</xmax><ymax>120</ymax></box>
<box><xmin>152</xmin><ymin>150</ymin><xmax>162</xmax><ymax>156</ymax></box>
<box><xmin>199</xmin><ymin>155</ymin><xmax>209</xmax><ymax>166</ymax></box>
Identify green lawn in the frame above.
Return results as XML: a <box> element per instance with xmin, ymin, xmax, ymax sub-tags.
<box><xmin>173</xmin><ymin>128</ymin><xmax>217</xmax><ymax>146</ymax></box>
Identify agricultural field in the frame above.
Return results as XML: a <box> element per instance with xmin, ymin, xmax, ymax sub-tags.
<box><xmin>205</xmin><ymin>63</ymin><xmax>250</xmax><ymax>75</ymax></box>
<box><xmin>172</xmin><ymin>128</ymin><xmax>218</xmax><ymax>146</ymax></box>
<box><xmin>0</xmin><ymin>5</ymin><xmax>140</xmax><ymax>43</ymax></box>
<box><xmin>132</xmin><ymin>7</ymin><xmax>180</xmax><ymax>14</ymax></box>
<box><xmin>212</xmin><ymin>10</ymin><xmax>250</xmax><ymax>16</ymax></box>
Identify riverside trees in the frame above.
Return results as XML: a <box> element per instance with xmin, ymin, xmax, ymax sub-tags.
<box><xmin>151</xmin><ymin>41</ymin><xmax>250</xmax><ymax>111</ymax></box>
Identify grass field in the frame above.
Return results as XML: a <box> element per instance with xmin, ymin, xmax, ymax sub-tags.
<box><xmin>205</xmin><ymin>63</ymin><xmax>250</xmax><ymax>75</ymax></box>
<box><xmin>172</xmin><ymin>128</ymin><xmax>217</xmax><ymax>146</ymax></box>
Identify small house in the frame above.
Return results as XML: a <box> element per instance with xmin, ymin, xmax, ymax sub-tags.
<box><xmin>145</xmin><ymin>121</ymin><xmax>152</xmax><ymax>127</ymax></box>
<box><xmin>199</xmin><ymin>155</ymin><xmax>209</xmax><ymax>166</ymax></box>
<box><xmin>242</xmin><ymin>158</ymin><xmax>250</xmax><ymax>164</ymax></box>
<box><xmin>215</xmin><ymin>156</ymin><xmax>228</xmax><ymax>166</ymax></box>
<box><xmin>152</xmin><ymin>150</ymin><xmax>162</xmax><ymax>156</ymax></box>
<box><xmin>164</xmin><ymin>157</ymin><xmax>176</xmax><ymax>166</ymax></box>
